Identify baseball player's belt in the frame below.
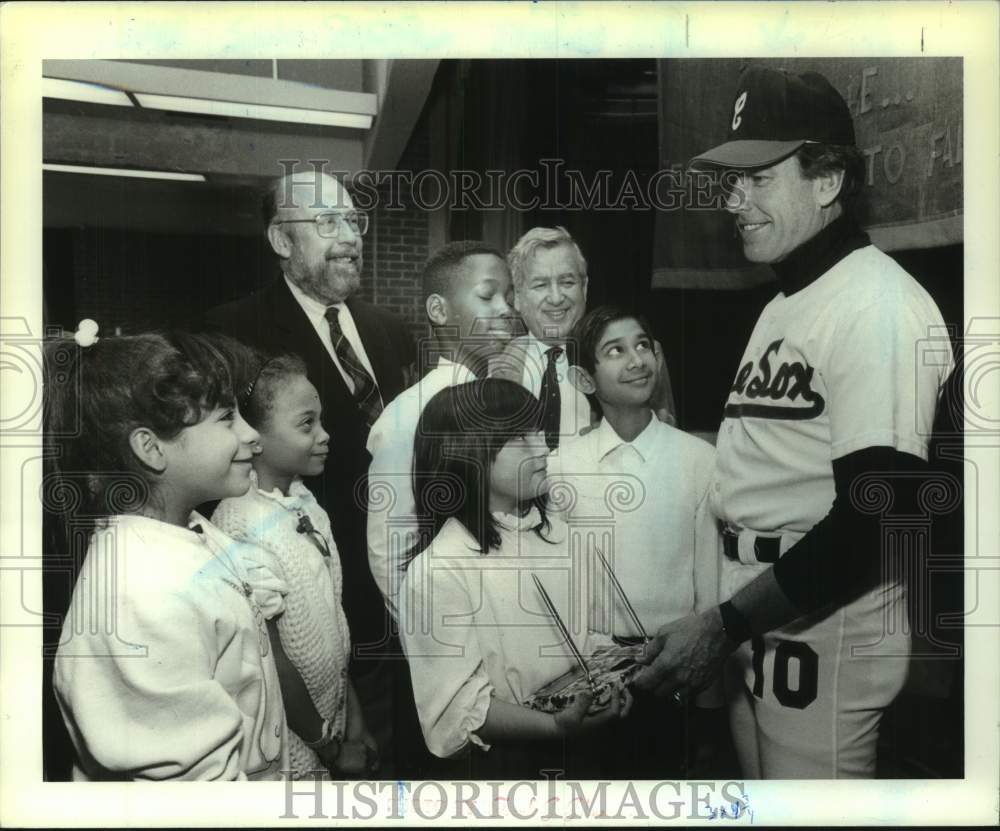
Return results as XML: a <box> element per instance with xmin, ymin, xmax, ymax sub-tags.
<box><xmin>720</xmin><ymin>524</ymin><xmax>781</xmax><ymax>564</ymax></box>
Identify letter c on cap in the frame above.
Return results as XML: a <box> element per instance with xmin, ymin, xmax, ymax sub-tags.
<box><xmin>732</xmin><ymin>91</ymin><xmax>748</xmax><ymax>131</ymax></box>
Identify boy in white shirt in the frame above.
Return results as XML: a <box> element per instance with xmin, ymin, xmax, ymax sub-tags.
<box><xmin>548</xmin><ymin>305</ymin><xmax>723</xmax><ymax>777</ymax></box>
<box><xmin>367</xmin><ymin>241</ymin><xmax>514</xmax><ymax>619</ymax></box>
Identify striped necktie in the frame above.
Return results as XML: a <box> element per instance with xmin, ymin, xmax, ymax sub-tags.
<box><xmin>540</xmin><ymin>345</ymin><xmax>563</xmax><ymax>450</ymax></box>
<box><xmin>324</xmin><ymin>306</ymin><xmax>383</xmax><ymax>427</ymax></box>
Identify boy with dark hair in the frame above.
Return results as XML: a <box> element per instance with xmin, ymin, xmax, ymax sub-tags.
<box><xmin>367</xmin><ymin>240</ymin><xmax>513</xmax><ymax>619</ymax></box>
<box><xmin>549</xmin><ymin>305</ymin><xmax>723</xmax><ymax>777</ymax></box>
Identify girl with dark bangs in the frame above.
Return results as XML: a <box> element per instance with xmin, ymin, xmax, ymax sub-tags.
<box><xmin>49</xmin><ymin>327</ymin><xmax>289</xmax><ymax>780</ymax></box>
<box><xmin>398</xmin><ymin>379</ymin><xmax>632</xmax><ymax>779</ymax></box>
<box><xmin>407</xmin><ymin>377</ymin><xmax>552</xmax><ymax>558</ymax></box>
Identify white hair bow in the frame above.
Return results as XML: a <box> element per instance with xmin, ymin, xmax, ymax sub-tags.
<box><xmin>73</xmin><ymin>319</ymin><xmax>100</xmax><ymax>347</ymax></box>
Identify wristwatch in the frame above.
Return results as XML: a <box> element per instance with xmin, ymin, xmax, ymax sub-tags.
<box><xmin>718</xmin><ymin>600</ymin><xmax>753</xmax><ymax>646</ymax></box>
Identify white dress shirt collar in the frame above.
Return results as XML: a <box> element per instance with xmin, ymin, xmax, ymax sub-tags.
<box><xmin>595</xmin><ymin>412</ymin><xmax>659</xmax><ymax>464</ymax></box>
<box><xmin>524</xmin><ymin>332</ymin><xmax>567</xmax><ymax>362</ymax></box>
<box><xmin>432</xmin><ymin>355</ymin><xmax>478</xmax><ymax>384</ymax></box>
<box><xmin>283</xmin><ymin>275</ymin><xmax>378</xmax><ymax>394</ymax></box>
<box><xmin>285</xmin><ymin>275</ymin><xmax>334</xmax><ymax>319</ymax></box>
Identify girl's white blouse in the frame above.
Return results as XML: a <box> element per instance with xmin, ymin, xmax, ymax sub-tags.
<box><xmin>398</xmin><ymin>509</ymin><xmax>613</xmax><ymax>758</ymax></box>
<box><xmin>53</xmin><ymin>513</ymin><xmax>289</xmax><ymax>780</ymax></box>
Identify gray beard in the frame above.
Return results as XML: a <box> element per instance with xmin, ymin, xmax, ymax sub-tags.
<box><xmin>287</xmin><ymin>263</ymin><xmax>361</xmax><ymax>305</ymax></box>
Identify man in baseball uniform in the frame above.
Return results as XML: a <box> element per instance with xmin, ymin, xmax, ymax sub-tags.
<box><xmin>635</xmin><ymin>66</ymin><xmax>953</xmax><ymax>778</ymax></box>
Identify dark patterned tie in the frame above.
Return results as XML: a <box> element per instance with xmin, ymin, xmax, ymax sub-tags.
<box><xmin>325</xmin><ymin>306</ymin><xmax>383</xmax><ymax>427</ymax></box>
<box><xmin>540</xmin><ymin>345</ymin><xmax>563</xmax><ymax>450</ymax></box>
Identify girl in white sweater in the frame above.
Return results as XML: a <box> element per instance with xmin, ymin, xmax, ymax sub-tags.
<box><xmin>51</xmin><ymin>327</ymin><xmax>287</xmax><ymax>780</ymax></box>
<box><xmin>212</xmin><ymin>350</ymin><xmax>376</xmax><ymax>779</ymax></box>
<box><xmin>398</xmin><ymin>379</ymin><xmax>632</xmax><ymax>778</ymax></box>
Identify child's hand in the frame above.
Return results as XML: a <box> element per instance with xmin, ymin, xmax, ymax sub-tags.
<box><xmin>553</xmin><ymin>687</ymin><xmax>633</xmax><ymax>737</ymax></box>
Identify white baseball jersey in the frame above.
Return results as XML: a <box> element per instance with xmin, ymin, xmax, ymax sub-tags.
<box><xmin>712</xmin><ymin>244</ymin><xmax>951</xmax><ymax>535</ymax></box>
<box><xmin>712</xmin><ymin>242</ymin><xmax>953</xmax><ymax>778</ymax></box>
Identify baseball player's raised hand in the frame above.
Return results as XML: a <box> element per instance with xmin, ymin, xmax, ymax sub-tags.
<box><xmin>632</xmin><ymin>607</ymin><xmax>734</xmax><ymax>700</ymax></box>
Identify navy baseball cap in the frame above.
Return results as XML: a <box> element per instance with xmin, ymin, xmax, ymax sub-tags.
<box><xmin>690</xmin><ymin>66</ymin><xmax>855</xmax><ymax>170</ymax></box>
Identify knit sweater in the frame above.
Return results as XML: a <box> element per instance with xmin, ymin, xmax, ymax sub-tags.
<box><xmin>213</xmin><ymin>476</ymin><xmax>351</xmax><ymax>777</ymax></box>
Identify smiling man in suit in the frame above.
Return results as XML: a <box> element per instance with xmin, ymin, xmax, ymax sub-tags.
<box><xmin>495</xmin><ymin>226</ymin><xmax>676</xmax><ymax>450</ymax></box>
<box><xmin>205</xmin><ymin>169</ymin><xmax>415</xmax><ymax>775</ymax></box>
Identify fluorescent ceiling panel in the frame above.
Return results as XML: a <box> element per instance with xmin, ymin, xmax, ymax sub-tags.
<box><xmin>43</xmin><ymin>163</ymin><xmax>206</xmax><ymax>182</ymax></box>
<box><xmin>43</xmin><ymin>77</ymin><xmax>131</xmax><ymax>107</ymax></box>
<box><xmin>133</xmin><ymin>93</ymin><xmax>373</xmax><ymax>129</ymax></box>
<box><xmin>43</xmin><ymin>73</ymin><xmax>373</xmax><ymax>129</ymax></box>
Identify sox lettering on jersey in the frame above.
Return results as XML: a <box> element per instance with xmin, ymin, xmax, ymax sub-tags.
<box><xmin>724</xmin><ymin>338</ymin><xmax>826</xmax><ymax>420</ymax></box>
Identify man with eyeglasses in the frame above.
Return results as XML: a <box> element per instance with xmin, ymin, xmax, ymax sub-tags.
<box><xmin>206</xmin><ymin>169</ymin><xmax>416</xmax><ymax>776</ymax></box>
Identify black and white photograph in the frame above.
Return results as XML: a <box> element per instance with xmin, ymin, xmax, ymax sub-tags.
<box><xmin>1</xmin><ymin>2</ymin><xmax>997</xmax><ymax>826</ymax></box>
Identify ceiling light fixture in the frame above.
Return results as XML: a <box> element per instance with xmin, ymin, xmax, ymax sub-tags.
<box><xmin>43</xmin><ymin>163</ymin><xmax>206</xmax><ymax>182</ymax></box>
<box><xmin>42</xmin><ymin>77</ymin><xmax>132</xmax><ymax>107</ymax></box>
<box><xmin>131</xmin><ymin>93</ymin><xmax>373</xmax><ymax>129</ymax></box>
<box><xmin>42</xmin><ymin>60</ymin><xmax>377</xmax><ymax>131</ymax></box>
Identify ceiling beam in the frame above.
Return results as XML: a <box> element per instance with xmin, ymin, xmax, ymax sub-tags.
<box><xmin>44</xmin><ymin>107</ymin><xmax>365</xmax><ymax>180</ymax></box>
<box><xmin>364</xmin><ymin>59</ymin><xmax>439</xmax><ymax>171</ymax></box>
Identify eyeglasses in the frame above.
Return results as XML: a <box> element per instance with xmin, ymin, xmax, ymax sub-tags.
<box><xmin>274</xmin><ymin>210</ymin><xmax>369</xmax><ymax>237</ymax></box>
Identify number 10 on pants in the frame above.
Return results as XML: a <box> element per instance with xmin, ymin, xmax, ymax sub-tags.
<box><xmin>750</xmin><ymin>636</ymin><xmax>819</xmax><ymax>709</ymax></box>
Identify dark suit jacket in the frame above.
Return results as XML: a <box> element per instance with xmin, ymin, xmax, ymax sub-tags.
<box><xmin>204</xmin><ymin>278</ymin><xmax>415</xmax><ymax>656</ymax></box>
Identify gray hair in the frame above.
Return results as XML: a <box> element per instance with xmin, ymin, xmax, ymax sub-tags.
<box><xmin>507</xmin><ymin>226</ymin><xmax>588</xmax><ymax>291</ymax></box>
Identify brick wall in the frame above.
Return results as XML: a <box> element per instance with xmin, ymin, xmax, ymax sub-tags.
<box><xmin>356</xmin><ymin>112</ymin><xmax>432</xmax><ymax>345</ymax></box>
<box><xmin>45</xmin><ymin>113</ymin><xmax>435</xmax><ymax>340</ymax></box>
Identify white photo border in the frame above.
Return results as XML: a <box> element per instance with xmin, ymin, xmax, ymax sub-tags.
<box><xmin>1</xmin><ymin>1</ymin><xmax>997</xmax><ymax>826</ymax></box>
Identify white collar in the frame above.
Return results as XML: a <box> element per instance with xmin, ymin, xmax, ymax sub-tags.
<box><xmin>284</xmin><ymin>275</ymin><xmax>346</xmax><ymax>319</ymax></box>
<box><xmin>249</xmin><ymin>470</ymin><xmax>313</xmax><ymax>510</ymax></box>
<box><xmin>432</xmin><ymin>356</ymin><xmax>478</xmax><ymax>382</ymax></box>
<box><xmin>524</xmin><ymin>332</ymin><xmax>567</xmax><ymax>360</ymax></box>
<box><xmin>493</xmin><ymin>504</ymin><xmax>543</xmax><ymax>532</ymax></box>
<box><xmin>595</xmin><ymin>412</ymin><xmax>659</xmax><ymax>463</ymax></box>
<box><xmin>109</xmin><ymin>512</ymin><xmax>205</xmax><ymax>542</ymax></box>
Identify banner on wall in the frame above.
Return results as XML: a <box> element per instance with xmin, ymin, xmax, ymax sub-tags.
<box><xmin>652</xmin><ymin>57</ymin><xmax>962</xmax><ymax>289</ymax></box>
